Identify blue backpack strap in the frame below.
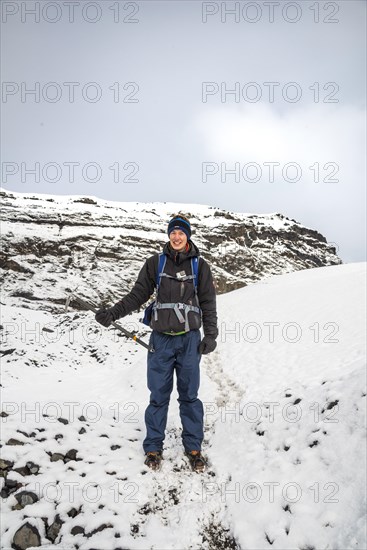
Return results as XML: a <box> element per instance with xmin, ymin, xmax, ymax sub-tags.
<box><xmin>142</xmin><ymin>253</ymin><xmax>167</xmax><ymax>327</ymax></box>
<box><xmin>157</xmin><ymin>253</ymin><xmax>198</xmax><ymax>291</ymax></box>
<box><xmin>191</xmin><ymin>257</ymin><xmax>199</xmax><ymax>294</ymax></box>
<box><xmin>156</xmin><ymin>253</ymin><xmax>167</xmax><ymax>290</ymax></box>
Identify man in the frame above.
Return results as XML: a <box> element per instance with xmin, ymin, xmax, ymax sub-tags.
<box><xmin>95</xmin><ymin>214</ymin><xmax>218</xmax><ymax>472</ymax></box>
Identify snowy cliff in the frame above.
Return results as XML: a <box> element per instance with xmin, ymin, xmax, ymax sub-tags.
<box><xmin>0</xmin><ymin>188</ymin><xmax>341</xmax><ymax>313</ymax></box>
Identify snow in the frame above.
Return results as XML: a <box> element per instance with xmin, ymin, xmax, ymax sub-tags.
<box><xmin>1</xmin><ymin>259</ymin><xmax>366</xmax><ymax>549</ymax></box>
<box><xmin>0</xmin><ymin>186</ymin><xmax>303</xmax><ymax>233</ymax></box>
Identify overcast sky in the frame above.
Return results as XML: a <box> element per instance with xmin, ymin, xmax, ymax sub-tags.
<box><xmin>1</xmin><ymin>0</ymin><xmax>366</xmax><ymax>262</ymax></box>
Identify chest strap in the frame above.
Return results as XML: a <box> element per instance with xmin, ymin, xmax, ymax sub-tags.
<box><xmin>158</xmin><ymin>272</ymin><xmax>195</xmax><ymax>283</ymax></box>
<box><xmin>153</xmin><ymin>302</ymin><xmax>201</xmax><ymax>332</ymax></box>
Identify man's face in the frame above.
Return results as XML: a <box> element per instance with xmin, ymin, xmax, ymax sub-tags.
<box><xmin>169</xmin><ymin>229</ymin><xmax>187</xmax><ymax>251</ymax></box>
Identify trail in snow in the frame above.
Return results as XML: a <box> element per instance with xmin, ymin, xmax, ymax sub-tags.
<box><xmin>126</xmin><ymin>348</ymin><xmax>244</xmax><ymax>549</ymax></box>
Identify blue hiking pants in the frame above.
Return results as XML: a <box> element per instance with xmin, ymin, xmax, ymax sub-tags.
<box><xmin>143</xmin><ymin>329</ymin><xmax>203</xmax><ymax>453</ymax></box>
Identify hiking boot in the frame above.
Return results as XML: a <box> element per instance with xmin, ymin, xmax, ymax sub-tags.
<box><xmin>185</xmin><ymin>450</ymin><xmax>207</xmax><ymax>472</ymax></box>
<box><xmin>144</xmin><ymin>451</ymin><xmax>162</xmax><ymax>471</ymax></box>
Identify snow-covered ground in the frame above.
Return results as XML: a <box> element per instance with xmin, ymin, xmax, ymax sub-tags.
<box><xmin>1</xmin><ymin>262</ymin><xmax>366</xmax><ymax>549</ymax></box>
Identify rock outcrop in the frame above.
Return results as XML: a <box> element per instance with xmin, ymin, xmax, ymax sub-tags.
<box><xmin>0</xmin><ymin>188</ymin><xmax>341</xmax><ymax>311</ymax></box>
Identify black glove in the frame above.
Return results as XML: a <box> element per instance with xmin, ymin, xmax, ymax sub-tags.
<box><xmin>95</xmin><ymin>308</ymin><xmax>116</xmax><ymax>328</ymax></box>
<box><xmin>198</xmin><ymin>336</ymin><xmax>217</xmax><ymax>355</ymax></box>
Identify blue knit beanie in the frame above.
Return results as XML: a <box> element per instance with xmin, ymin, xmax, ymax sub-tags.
<box><xmin>167</xmin><ymin>215</ymin><xmax>191</xmax><ymax>240</ymax></box>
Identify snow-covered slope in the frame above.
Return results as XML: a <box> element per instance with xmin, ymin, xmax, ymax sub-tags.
<box><xmin>0</xmin><ymin>188</ymin><xmax>341</xmax><ymax>313</ymax></box>
<box><xmin>1</xmin><ymin>262</ymin><xmax>365</xmax><ymax>549</ymax></box>
<box><xmin>210</xmin><ymin>262</ymin><xmax>366</xmax><ymax>550</ymax></box>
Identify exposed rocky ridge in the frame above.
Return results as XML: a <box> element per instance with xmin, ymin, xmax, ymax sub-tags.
<box><xmin>0</xmin><ymin>188</ymin><xmax>341</xmax><ymax>313</ymax></box>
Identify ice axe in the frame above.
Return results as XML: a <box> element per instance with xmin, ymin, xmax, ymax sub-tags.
<box><xmin>65</xmin><ymin>291</ymin><xmax>154</xmax><ymax>353</ymax></box>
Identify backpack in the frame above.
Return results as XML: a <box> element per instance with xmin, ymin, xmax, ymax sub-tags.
<box><xmin>141</xmin><ymin>253</ymin><xmax>199</xmax><ymax>328</ymax></box>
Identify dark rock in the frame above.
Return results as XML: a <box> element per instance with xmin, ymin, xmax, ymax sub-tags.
<box><xmin>67</xmin><ymin>507</ymin><xmax>80</xmax><ymax>518</ymax></box>
<box><xmin>322</xmin><ymin>400</ymin><xmax>339</xmax><ymax>413</ymax></box>
<box><xmin>168</xmin><ymin>487</ymin><xmax>179</xmax><ymax>505</ymax></box>
<box><xmin>26</xmin><ymin>461</ymin><xmax>40</xmax><ymax>474</ymax></box>
<box><xmin>10</xmin><ymin>291</ymin><xmax>37</xmax><ymax>300</ymax></box>
<box><xmin>12</xmin><ymin>522</ymin><xmax>41</xmax><ymax>549</ymax></box>
<box><xmin>13</xmin><ymin>491</ymin><xmax>39</xmax><ymax>509</ymax></box>
<box><xmin>55</xmin><ymin>433</ymin><xmax>63</xmax><ymax>440</ymax></box>
<box><xmin>73</xmin><ymin>197</ymin><xmax>97</xmax><ymax>205</ymax></box>
<box><xmin>1</xmin><ymin>478</ymin><xmax>23</xmax><ymax>498</ymax></box>
<box><xmin>5</xmin><ymin>478</ymin><xmax>20</xmax><ymax>488</ymax></box>
<box><xmin>201</xmin><ymin>521</ymin><xmax>239</xmax><ymax>550</ymax></box>
<box><xmin>78</xmin><ymin>427</ymin><xmax>86</xmax><ymax>435</ymax></box>
<box><xmin>71</xmin><ymin>526</ymin><xmax>85</xmax><ymax>535</ymax></box>
<box><xmin>57</xmin><ymin>417</ymin><xmax>68</xmax><ymax>425</ymax></box>
<box><xmin>138</xmin><ymin>503</ymin><xmax>152</xmax><ymax>515</ymax></box>
<box><xmin>64</xmin><ymin>449</ymin><xmax>78</xmax><ymax>461</ymax></box>
<box><xmin>46</xmin><ymin>514</ymin><xmax>63</xmax><ymax>543</ymax></box>
<box><xmin>6</xmin><ymin>438</ymin><xmax>25</xmax><ymax>446</ymax></box>
<box><xmin>0</xmin><ymin>348</ymin><xmax>16</xmax><ymax>357</ymax></box>
<box><xmin>0</xmin><ymin>458</ymin><xmax>14</xmax><ymax>470</ymax></box>
<box><xmin>50</xmin><ymin>453</ymin><xmax>64</xmax><ymax>462</ymax></box>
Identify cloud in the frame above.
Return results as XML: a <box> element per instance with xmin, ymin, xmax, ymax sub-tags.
<box><xmin>194</xmin><ymin>103</ymin><xmax>365</xmax><ymax>185</ymax></box>
<box><xmin>192</xmin><ymin>102</ymin><xmax>366</xmax><ymax>262</ymax></box>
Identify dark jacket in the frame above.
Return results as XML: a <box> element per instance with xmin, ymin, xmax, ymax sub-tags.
<box><xmin>112</xmin><ymin>240</ymin><xmax>218</xmax><ymax>339</ymax></box>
